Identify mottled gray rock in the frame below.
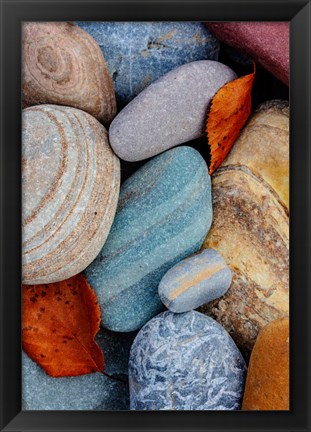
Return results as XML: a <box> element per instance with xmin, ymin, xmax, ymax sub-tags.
<box><xmin>109</xmin><ymin>60</ymin><xmax>236</xmax><ymax>161</ymax></box>
<box><xmin>159</xmin><ymin>248</ymin><xmax>232</xmax><ymax>313</ymax></box>
<box><xmin>22</xmin><ymin>329</ymin><xmax>136</xmax><ymax>410</ymax></box>
<box><xmin>129</xmin><ymin>311</ymin><xmax>247</xmax><ymax>410</ymax></box>
<box><xmin>76</xmin><ymin>22</ymin><xmax>220</xmax><ymax>107</ymax></box>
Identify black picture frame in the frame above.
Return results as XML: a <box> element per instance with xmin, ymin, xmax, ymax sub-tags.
<box><xmin>0</xmin><ymin>0</ymin><xmax>310</xmax><ymax>431</ymax></box>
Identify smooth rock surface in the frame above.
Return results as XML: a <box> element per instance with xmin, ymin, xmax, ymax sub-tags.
<box><xmin>76</xmin><ymin>21</ymin><xmax>220</xmax><ymax>107</ymax></box>
<box><xmin>22</xmin><ymin>22</ymin><xmax>116</xmax><ymax>125</ymax></box>
<box><xmin>200</xmin><ymin>101</ymin><xmax>289</xmax><ymax>358</ymax></box>
<box><xmin>129</xmin><ymin>311</ymin><xmax>247</xmax><ymax>410</ymax></box>
<box><xmin>22</xmin><ymin>329</ymin><xmax>136</xmax><ymax>410</ymax></box>
<box><xmin>22</xmin><ymin>105</ymin><xmax>120</xmax><ymax>284</ymax></box>
<box><xmin>109</xmin><ymin>60</ymin><xmax>236</xmax><ymax>161</ymax></box>
<box><xmin>85</xmin><ymin>146</ymin><xmax>212</xmax><ymax>332</ymax></box>
<box><xmin>242</xmin><ymin>317</ymin><xmax>289</xmax><ymax>410</ymax></box>
<box><xmin>206</xmin><ymin>22</ymin><xmax>289</xmax><ymax>85</ymax></box>
<box><xmin>159</xmin><ymin>248</ymin><xmax>232</xmax><ymax>313</ymax></box>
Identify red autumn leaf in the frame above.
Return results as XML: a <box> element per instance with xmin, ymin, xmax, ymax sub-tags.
<box><xmin>207</xmin><ymin>62</ymin><xmax>256</xmax><ymax>174</ymax></box>
<box><xmin>22</xmin><ymin>274</ymin><xmax>104</xmax><ymax>377</ymax></box>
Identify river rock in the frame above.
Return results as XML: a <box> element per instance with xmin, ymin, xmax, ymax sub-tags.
<box><xmin>206</xmin><ymin>22</ymin><xmax>289</xmax><ymax>85</ymax></box>
<box><xmin>159</xmin><ymin>248</ymin><xmax>232</xmax><ymax>313</ymax></box>
<box><xmin>242</xmin><ymin>317</ymin><xmax>289</xmax><ymax>410</ymax></box>
<box><xmin>129</xmin><ymin>311</ymin><xmax>247</xmax><ymax>410</ymax></box>
<box><xmin>22</xmin><ymin>329</ymin><xmax>136</xmax><ymax>410</ymax></box>
<box><xmin>85</xmin><ymin>146</ymin><xmax>212</xmax><ymax>332</ymax></box>
<box><xmin>109</xmin><ymin>60</ymin><xmax>236</xmax><ymax>161</ymax></box>
<box><xmin>200</xmin><ymin>101</ymin><xmax>289</xmax><ymax>358</ymax></box>
<box><xmin>76</xmin><ymin>21</ymin><xmax>220</xmax><ymax>107</ymax></box>
<box><xmin>22</xmin><ymin>22</ymin><xmax>116</xmax><ymax>125</ymax></box>
<box><xmin>22</xmin><ymin>104</ymin><xmax>120</xmax><ymax>284</ymax></box>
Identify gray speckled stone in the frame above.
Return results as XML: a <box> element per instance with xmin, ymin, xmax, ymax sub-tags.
<box><xmin>22</xmin><ymin>329</ymin><xmax>136</xmax><ymax>410</ymax></box>
<box><xmin>129</xmin><ymin>311</ymin><xmax>247</xmax><ymax>410</ymax></box>
<box><xmin>159</xmin><ymin>248</ymin><xmax>232</xmax><ymax>313</ymax></box>
<box><xmin>109</xmin><ymin>60</ymin><xmax>236</xmax><ymax>161</ymax></box>
<box><xmin>75</xmin><ymin>22</ymin><xmax>220</xmax><ymax>107</ymax></box>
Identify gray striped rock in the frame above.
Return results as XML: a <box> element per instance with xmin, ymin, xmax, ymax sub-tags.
<box><xmin>129</xmin><ymin>311</ymin><xmax>247</xmax><ymax>410</ymax></box>
<box><xmin>22</xmin><ymin>329</ymin><xmax>136</xmax><ymax>410</ymax></box>
<box><xmin>159</xmin><ymin>248</ymin><xmax>232</xmax><ymax>313</ymax></box>
<box><xmin>22</xmin><ymin>105</ymin><xmax>120</xmax><ymax>284</ymax></box>
<box><xmin>85</xmin><ymin>146</ymin><xmax>212</xmax><ymax>332</ymax></box>
<box><xmin>109</xmin><ymin>60</ymin><xmax>236</xmax><ymax>161</ymax></box>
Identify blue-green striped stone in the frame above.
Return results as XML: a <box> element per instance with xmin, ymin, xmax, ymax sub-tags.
<box><xmin>85</xmin><ymin>146</ymin><xmax>212</xmax><ymax>332</ymax></box>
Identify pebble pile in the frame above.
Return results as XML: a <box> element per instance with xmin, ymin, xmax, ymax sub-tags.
<box><xmin>21</xmin><ymin>21</ymin><xmax>289</xmax><ymax>411</ymax></box>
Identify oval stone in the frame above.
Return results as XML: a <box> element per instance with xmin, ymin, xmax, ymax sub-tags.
<box><xmin>22</xmin><ymin>105</ymin><xmax>120</xmax><ymax>284</ymax></box>
<box><xmin>76</xmin><ymin>22</ymin><xmax>220</xmax><ymax>107</ymax></box>
<box><xmin>242</xmin><ymin>317</ymin><xmax>289</xmax><ymax>410</ymax></box>
<box><xmin>22</xmin><ymin>329</ymin><xmax>136</xmax><ymax>410</ymax></box>
<box><xmin>159</xmin><ymin>248</ymin><xmax>232</xmax><ymax>313</ymax></box>
<box><xmin>129</xmin><ymin>311</ymin><xmax>247</xmax><ymax>410</ymax></box>
<box><xmin>22</xmin><ymin>22</ymin><xmax>116</xmax><ymax>125</ymax></box>
<box><xmin>200</xmin><ymin>101</ymin><xmax>289</xmax><ymax>358</ymax></box>
<box><xmin>85</xmin><ymin>146</ymin><xmax>212</xmax><ymax>332</ymax></box>
<box><xmin>109</xmin><ymin>60</ymin><xmax>236</xmax><ymax>161</ymax></box>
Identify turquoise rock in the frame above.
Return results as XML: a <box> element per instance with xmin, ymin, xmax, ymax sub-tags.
<box><xmin>159</xmin><ymin>248</ymin><xmax>232</xmax><ymax>313</ymax></box>
<box><xmin>129</xmin><ymin>311</ymin><xmax>247</xmax><ymax>410</ymax></box>
<box><xmin>85</xmin><ymin>146</ymin><xmax>212</xmax><ymax>332</ymax></box>
<box><xmin>75</xmin><ymin>22</ymin><xmax>220</xmax><ymax>107</ymax></box>
<box><xmin>22</xmin><ymin>329</ymin><xmax>136</xmax><ymax>410</ymax></box>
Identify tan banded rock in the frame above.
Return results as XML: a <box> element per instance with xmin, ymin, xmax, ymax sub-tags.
<box><xmin>200</xmin><ymin>100</ymin><xmax>289</xmax><ymax>358</ymax></box>
<box><xmin>22</xmin><ymin>22</ymin><xmax>116</xmax><ymax>125</ymax></box>
<box><xmin>22</xmin><ymin>104</ymin><xmax>120</xmax><ymax>284</ymax></box>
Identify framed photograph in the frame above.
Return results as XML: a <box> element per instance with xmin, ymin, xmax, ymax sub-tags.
<box><xmin>0</xmin><ymin>0</ymin><xmax>310</xmax><ymax>431</ymax></box>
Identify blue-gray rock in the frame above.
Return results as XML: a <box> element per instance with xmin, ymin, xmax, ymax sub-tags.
<box><xmin>22</xmin><ymin>329</ymin><xmax>136</xmax><ymax>410</ymax></box>
<box><xmin>75</xmin><ymin>22</ymin><xmax>220</xmax><ymax>107</ymax></box>
<box><xmin>109</xmin><ymin>60</ymin><xmax>236</xmax><ymax>161</ymax></box>
<box><xmin>159</xmin><ymin>248</ymin><xmax>232</xmax><ymax>313</ymax></box>
<box><xmin>85</xmin><ymin>146</ymin><xmax>212</xmax><ymax>332</ymax></box>
<box><xmin>129</xmin><ymin>311</ymin><xmax>247</xmax><ymax>410</ymax></box>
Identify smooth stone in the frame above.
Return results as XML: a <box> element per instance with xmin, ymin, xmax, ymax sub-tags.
<box><xmin>76</xmin><ymin>22</ymin><xmax>220</xmax><ymax>107</ymax></box>
<box><xmin>22</xmin><ymin>329</ymin><xmax>136</xmax><ymax>410</ymax></box>
<box><xmin>109</xmin><ymin>60</ymin><xmax>236</xmax><ymax>161</ymax></box>
<box><xmin>85</xmin><ymin>146</ymin><xmax>212</xmax><ymax>332</ymax></box>
<box><xmin>206</xmin><ymin>22</ymin><xmax>289</xmax><ymax>85</ymax></box>
<box><xmin>22</xmin><ymin>22</ymin><xmax>116</xmax><ymax>125</ymax></box>
<box><xmin>22</xmin><ymin>105</ymin><xmax>120</xmax><ymax>284</ymax></box>
<box><xmin>159</xmin><ymin>248</ymin><xmax>232</xmax><ymax>313</ymax></box>
<box><xmin>129</xmin><ymin>311</ymin><xmax>247</xmax><ymax>410</ymax></box>
<box><xmin>242</xmin><ymin>317</ymin><xmax>289</xmax><ymax>410</ymax></box>
<box><xmin>200</xmin><ymin>101</ymin><xmax>289</xmax><ymax>358</ymax></box>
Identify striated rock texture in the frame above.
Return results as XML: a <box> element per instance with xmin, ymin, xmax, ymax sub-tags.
<box><xmin>242</xmin><ymin>317</ymin><xmax>289</xmax><ymax>410</ymax></box>
<box><xmin>22</xmin><ymin>329</ymin><xmax>136</xmax><ymax>410</ymax></box>
<box><xmin>85</xmin><ymin>146</ymin><xmax>212</xmax><ymax>332</ymax></box>
<box><xmin>159</xmin><ymin>248</ymin><xmax>232</xmax><ymax>313</ymax></box>
<box><xmin>22</xmin><ymin>104</ymin><xmax>120</xmax><ymax>284</ymax></box>
<box><xmin>109</xmin><ymin>60</ymin><xmax>236</xmax><ymax>161</ymax></box>
<box><xmin>129</xmin><ymin>311</ymin><xmax>247</xmax><ymax>410</ymax></box>
<box><xmin>76</xmin><ymin>21</ymin><xmax>220</xmax><ymax>107</ymax></box>
<box><xmin>22</xmin><ymin>22</ymin><xmax>116</xmax><ymax>125</ymax></box>
<box><xmin>200</xmin><ymin>101</ymin><xmax>289</xmax><ymax>358</ymax></box>
<box><xmin>205</xmin><ymin>22</ymin><xmax>289</xmax><ymax>85</ymax></box>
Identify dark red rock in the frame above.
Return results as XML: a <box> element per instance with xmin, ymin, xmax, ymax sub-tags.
<box><xmin>205</xmin><ymin>22</ymin><xmax>289</xmax><ymax>85</ymax></box>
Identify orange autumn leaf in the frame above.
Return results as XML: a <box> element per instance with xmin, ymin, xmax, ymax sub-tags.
<box><xmin>207</xmin><ymin>62</ymin><xmax>256</xmax><ymax>174</ymax></box>
<box><xmin>22</xmin><ymin>274</ymin><xmax>104</xmax><ymax>377</ymax></box>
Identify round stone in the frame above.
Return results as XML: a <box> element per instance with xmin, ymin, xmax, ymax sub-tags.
<box><xmin>22</xmin><ymin>104</ymin><xmax>120</xmax><ymax>284</ymax></box>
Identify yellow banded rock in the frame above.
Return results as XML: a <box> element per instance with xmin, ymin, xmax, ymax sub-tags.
<box><xmin>22</xmin><ymin>104</ymin><xmax>120</xmax><ymax>284</ymax></box>
<box><xmin>200</xmin><ymin>100</ymin><xmax>289</xmax><ymax>358</ymax></box>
